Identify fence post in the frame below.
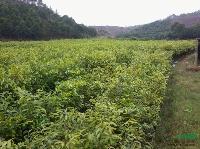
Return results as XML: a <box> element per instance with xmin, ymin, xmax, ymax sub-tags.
<box><xmin>195</xmin><ymin>38</ymin><xmax>200</xmax><ymax>66</ymax></box>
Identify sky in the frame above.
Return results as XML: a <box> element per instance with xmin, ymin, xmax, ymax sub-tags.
<box><xmin>43</xmin><ymin>0</ymin><xmax>200</xmax><ymax>27</ymax></box>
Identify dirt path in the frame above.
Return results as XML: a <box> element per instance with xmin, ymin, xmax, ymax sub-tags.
<box><xmin>154</xmin><ymin>54</ymin><xmax>200</xmax><ymax>149</ymax></box>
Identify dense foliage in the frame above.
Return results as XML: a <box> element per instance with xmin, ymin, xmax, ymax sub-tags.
<box><xmin>117</xmin><ymin>20</ymin><xmax>171</xmax><ymax>39</ymax></box>
<box><xmin>0</xmin><ymin>39</ymin><xmax>195</xmax><ymax>148</ymax></box>
<box><xmin>118</xmin><ymin>20</ymin><xmax>200</xmax><ymax>40</ymax></box>
<box><xmin>168</xmin><ymin>22</ymin><xmax>200</xmax><ymax>39</ymax></box>
<box><xmin>0</xmin><ymin>0</ymin><xmax>97</xmax><ymax>40</ymax></box>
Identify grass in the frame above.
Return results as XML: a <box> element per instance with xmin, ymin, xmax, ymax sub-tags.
<box><xmin>154</xmin><ymin>54</ymin><xmax>200</xmax><ymax>149</ymax></box>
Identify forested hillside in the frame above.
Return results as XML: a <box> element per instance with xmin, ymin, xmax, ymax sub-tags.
<box><xmin>0</xmin><ymin>0</ymin><xmax>97</xmax><ymax>40</ymax></box>
<box><xmin>91</xmin><ymin>11</ymin><xmax>200</xmax><ymax>39</ymax></box>
<box><xmin>118</xmin><ymin>20</ymin><xmax>171</xmax><ymax>39</ymax></box>
<box><xmin>118</xmin><ymin>11</ymin><xmax>200</xmax><ymax>39</ymax></box>
<box><xmin>91</xmin><ymin>26</ymin><xmax>139</xmax><ymax>37</ymax></box>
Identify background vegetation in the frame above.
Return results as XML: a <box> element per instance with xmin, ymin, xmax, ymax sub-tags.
<box><xmin>0</xmin><ymin>0</ymin><xmax>97</xmax><ymax>40</ymax></box>
<box><xmin>118</xmin><ymin>21</ymin><xmax>200</xmax><ymax>40</ymax></box>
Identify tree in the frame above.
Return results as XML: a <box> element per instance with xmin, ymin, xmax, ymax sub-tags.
<box><xmin>169</xmin><ymin>22</ymin><xmax>187</xmax><ymax>39</ymax></box>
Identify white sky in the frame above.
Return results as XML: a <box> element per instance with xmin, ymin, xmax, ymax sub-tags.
<box><xmin>43</xmin><ymin>0</ymin><xmax>200</xmax><ymax>26</ymax></box>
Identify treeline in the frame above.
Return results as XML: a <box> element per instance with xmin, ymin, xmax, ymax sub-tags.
<box><xmin>117</xmin><ymin>20</ymin><xmax>171</xmax><ymax>39</ymax></box>
<box><xmin>118</xmin><ymin>20</ymin><xmax>200</xmax><ymax>40</ymax></box>
<box><xmin>169</xmin><ymin>22</ymin><xmax>200</xmax><ymax>39</ymax></box>
<box><xmin>0</xmin><ymin>0</ymin><xmax>97</xmax><ymax>40</ymax></box>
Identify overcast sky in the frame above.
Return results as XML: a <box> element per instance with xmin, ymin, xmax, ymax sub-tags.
<box><xmin>43</xmin><ymin>0</ymin><xmax>200</xmax><ymax>26</ymax></box>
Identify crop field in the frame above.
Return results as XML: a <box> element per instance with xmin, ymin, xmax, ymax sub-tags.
<box><xmin>0</xmin><ymin>39</ymin><xmax>195</xmax><ymax>148</ymax></box>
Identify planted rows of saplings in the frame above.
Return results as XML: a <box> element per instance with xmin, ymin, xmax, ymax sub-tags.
<box><xmin>0</xmin><ymin>39</ymin><xmax>195</xmax><ymax>148</ymax></box>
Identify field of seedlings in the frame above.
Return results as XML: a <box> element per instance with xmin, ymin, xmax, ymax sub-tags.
<box><xmin>0</xmin><ymin>39</ymin><xmax>195</xmax><ymax>148</ymax></box>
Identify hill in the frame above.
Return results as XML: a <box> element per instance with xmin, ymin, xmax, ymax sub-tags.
<box><xmin>93</xmin><ymin>10</ymin><xmax>200</xmax><ymax>39</ymax></box>
<box><xmin>119</xmin><ymin>11</ymin><xmax>200</xmax><ymax>39</ymax></box>
<box><xmin>167</xmin><ymin>11</ymin><xmax>200</xmax><ymax>27</ymax></box>
<box><xmin>119</xmin><ymin>20</ymin><xmax>171</xmax><ymax>39</ymax></box>
<box><xmin>0</xmin><ymin>0</ymin><xmax>97</xmax><ymax>40</ymax></box>
<box><xmin>91</xmin><ymin>26</ymin><xmax>139</xmax><ymax>37</ymax></box>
